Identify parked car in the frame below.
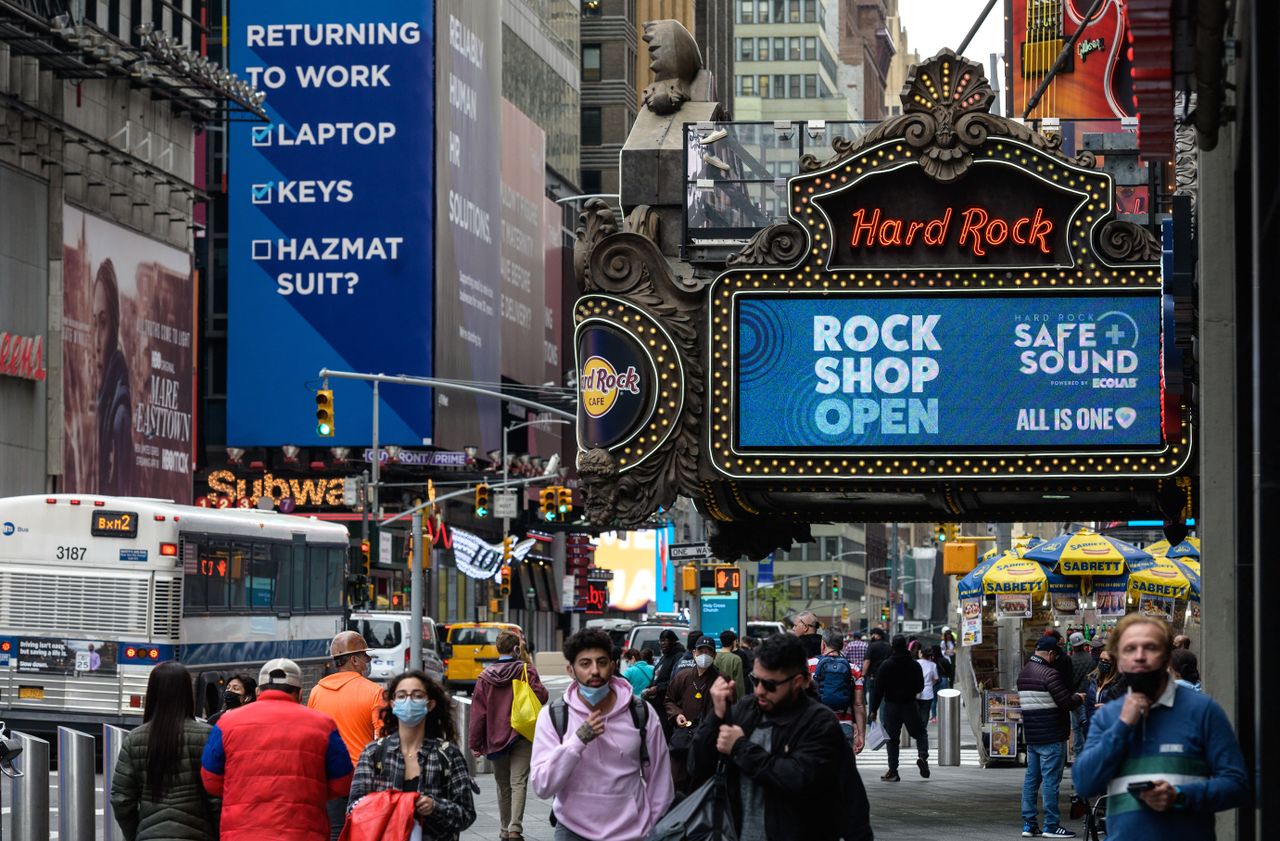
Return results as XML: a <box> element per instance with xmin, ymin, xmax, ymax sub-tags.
<box><xmin>747</xmin><ymin>621</ymin><xmax>787</xmax><ymax>639</ymax></box>
<box><xmin>626</xmin><ymin>621</ymin><xmax>690</xmax><ymax>657</ymax></box>
<box><xmin>441</xmin><ymin>621</ymin><xmax>524</xmax><ymax>690</ymax></box>
<box><xmin>585</xmin><ymin>618</ymin><xmax>636</xmax><ymax>650</ymax></box>
<box><xmin>346</xmin><ymin>611</ymin><xmax>445</xmax><ymax>684</ymax></box>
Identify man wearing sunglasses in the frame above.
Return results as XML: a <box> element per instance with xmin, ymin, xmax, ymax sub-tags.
<box><xmin>688</xmin><ymin>633</ymin><xmax>872</xmax><ymax>841</ymax></box>
<box><xmin>790</xmin><ymin>611</ymin><xmax>824</xmax><ymax>660</ymax></box>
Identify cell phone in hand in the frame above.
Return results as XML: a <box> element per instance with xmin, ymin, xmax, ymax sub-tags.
<box><xmin>1126</xmin><ymin>780</ymin><xmax>1156</xmax><ymax>795</ymax></box>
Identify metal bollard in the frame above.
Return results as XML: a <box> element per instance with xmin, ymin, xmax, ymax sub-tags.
<box><xmin>452</xmin><ymin>696</ymin><xmax>492</xmax><ymax>775</ymax></box>
<box><xmin>937</xmin><ymin>688</ymin><xmax>962</xmax><ymax>766</ymax></box>
<box><xmin>58</xmin><ymin>727</ymin><xmax>96</xmax><ymax>841</ymax></box>
<box><xmin>104</xmin><ymin>724</ymin><xmax>132</xmax><ymax>841</ymax></box>
<box><xmin>10</xmin><ymin>731</ymin><xmax>50</xmax><ymax>841</ymax></box>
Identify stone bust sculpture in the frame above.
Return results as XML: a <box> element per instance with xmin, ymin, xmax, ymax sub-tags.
<box><xmin>641</xmin><ymin>19</ymin><xmax>711</xmax><ymax>114</ymax></box>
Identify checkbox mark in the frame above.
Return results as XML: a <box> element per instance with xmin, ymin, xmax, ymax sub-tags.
<box><xmin>251</xmin><ymin>125</ymin><xmax>272</xmax><ymax>146</ymax></box>
<box><xmin>251</xmin><ymin>240</ymin><xmax>272</xmax><ymax>260</ymax></box>
<box><xmin>251</xmin><ymin>182</ymin><xmax>273</xmax><ymax>204</ymax></box>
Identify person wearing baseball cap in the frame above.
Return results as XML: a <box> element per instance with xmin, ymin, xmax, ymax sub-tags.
<box><xmin>201</xmin><ymin>657</ymin><xmax>353</xmax><ymax>841</ymax></box>
<box><xmin>1067</xmin><ymin>632</ymin><xmax>1096</xmax><ymax>763</ymax></box>
<box><xmin>664</xmin><ymin>636</ymin><xmax>721</xmax><ymax>794</ymax></box>
<box><xmin>307</xmin><ymin>631</ymin><xmax>386</xmax><ymax>840</ymax></box>
<box><xmin>1017</xmin><ymin>638</ymin><xmax>1085</xmax><ymax>837</ymax></box>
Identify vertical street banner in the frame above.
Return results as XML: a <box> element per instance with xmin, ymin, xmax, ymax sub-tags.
<box><xmin>227</xmin><ymin>1</ymin><xmax>435</xmax><ymax>445</ymax></box>
<box><xmin>434</xmin><ymin>1</ymin><xmax>502</xmax><ymax>451</ymax></box>
<box><xmin>62</xmin><ymin>206</ymin><xmax>194</xmax><ymax>501</ymax></box>
<box><xmin>500</xmin><ymin>99</ymin><xmax>546</xmax><ymax>388</ymax></box>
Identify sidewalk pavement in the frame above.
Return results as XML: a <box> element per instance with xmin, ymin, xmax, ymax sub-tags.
<box><xmin>460</xmin><ymin>723</ymin><xmax>1086</xmax><ymax>841</ymax></box>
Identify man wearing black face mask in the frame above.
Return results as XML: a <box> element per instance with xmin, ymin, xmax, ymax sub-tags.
<box><xmin>1074</xmin><ymin>615</ymin><xmax>1248</xmax><ymax>841</ymax></box>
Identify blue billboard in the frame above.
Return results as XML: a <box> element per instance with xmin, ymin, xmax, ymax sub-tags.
<box><xmin>736</xmin><ymin>295</ymin><xmax>1162</xmax><ymax>449</ymax></box>
<box><xmin>227</xmin><ymin>2</ymin><xmax>434</xmax><ymax>445</ymax></box>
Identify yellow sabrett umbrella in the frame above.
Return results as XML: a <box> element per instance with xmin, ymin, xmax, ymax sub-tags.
<box><xmin>979</xmin><ymin>551</ymin><xmax>1077</xmax><ymax>596</ymax></box>
<box><xmin>1022</xmin><ymin>529</ymin><xmax>1152</xmax><ymax>577</ymax></box>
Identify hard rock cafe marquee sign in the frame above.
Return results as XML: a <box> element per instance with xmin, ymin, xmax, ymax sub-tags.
<box><xmin>572</xmin><ymin>51</ymin><xmax>1191</xmax><ymax>557</ymax></box>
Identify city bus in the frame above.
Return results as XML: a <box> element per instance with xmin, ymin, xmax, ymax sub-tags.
<box><xmin>0</xmin><ymin>494</ymin><xmax>350</xmax><ymax>737</ymax></box>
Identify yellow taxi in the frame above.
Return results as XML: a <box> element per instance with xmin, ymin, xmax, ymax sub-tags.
<box><xmin>442</xmin><ymin>622</ymin><xmax>523</xmax><ymax>689</ymax></box>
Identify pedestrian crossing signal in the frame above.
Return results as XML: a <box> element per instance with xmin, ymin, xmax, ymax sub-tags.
<box><xmin>315</xmin><ymin>389</ymin><xmax>334</xmax><ymax>437</ymax></box>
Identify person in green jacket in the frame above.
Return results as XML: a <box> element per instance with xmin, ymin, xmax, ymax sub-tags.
<box><xmin>110</xmin><ymin>662</ymin><xmax>219</xmax><ymax>840</ymax></box>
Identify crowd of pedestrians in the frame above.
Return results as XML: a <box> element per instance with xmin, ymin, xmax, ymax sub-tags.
<box><xmin>103</xmin><ymin>611</ymin><xmax>1251</xmax><ymax>841</ymax></box>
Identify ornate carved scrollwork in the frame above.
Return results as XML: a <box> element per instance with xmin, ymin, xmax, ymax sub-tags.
<box><xmin>572</xmin><ymin>201</ymin><xmax>705</xmax><ymax>530</ymax></box>
<box><xmin>725</xmin><ymin>222</ymin><xmax>806</xmax><ymax>269</ymax></box>
<box><xmin>1097</xmin><ymin>219</ymin><xmax>1161</xmax><ymax>262</ymax></box>
<box><xmin>806</xmin><ymin>49</ymin><xmax>1097</xmax><ymax>181</ymax></box>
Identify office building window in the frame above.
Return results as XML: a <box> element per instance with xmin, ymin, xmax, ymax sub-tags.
<box><xmin>759</xmin><ymin>75</ymin><xmax>771</xmax><ymax>97</ymax></box>
<box><xmin>790</xmin><ymin>0</ymin><xmax>802</xmax><ymax>21</ymax></box>
<box><xmin>789</xmin><ymin>75</ymin><xmax>801</xmax><ymax>98</ymax></box>
<box><xmin>740</xmin><ymin>75</ymin><xmax>755</xmax><ymax>95</ymax></box>
<box><xmin>581</xmin><ymin>107</ymin><xmax>602</xmax><ymax>146</ymax></box>
<box><xmin>772</xmin><ymin>0</ymin><xmax>785</xmax><ymax>23</ymax></box>
<box><xmin>757</xmin><ymin>0</ymin><xmax>769</xmax><ymax>22</ymax></box>
<box><xmin>803</xmin><ymin>0</ymin><xmax>817</xmax><ymax>22</ymax></box>
<box><xmin>583</xmin><ymin>0</ymin><xmax>602</xmax><ymax>17</ymax></box>
<box><xmin>738</xmin><ymin>0</ymin><xmax>753</xmax><ymax>23</ymax></box>
<box><xmin>581</xmin><ymin>169</ymin><xmax>602</xmax><ymax>193</ymax></box>
<box><xmin>805</xmin><ymin>74</ymin><xmax>818</xmax><ymax>98</ymax></box>
<box><xmin>582</xmin><ymin>45</ymin><xmax>601</xmax><ymax>82</ymax></box>
<box><xmin>739</xmin><ymin>38</ymin><xmax>752</xmax><ymax>61</ymax></box>
<box><xmin>804</xmin><ymin>37</ymin><xmax>817</xmax><ymax>61</ymax></box>
<box><xmin>773</xmin><ymin>74</ymin><xmax>786</xmax><ymax>98</ymax></box>
<box><xmin>773</xmin><ymin>37</ymin><xmax>785</xmax><ymax>61</ymax></box>
<box><xmin>789</xmin><ymin>37</ymin><xmax>801</xmax><ymax>60</ymax></box>
<box><xmin>757</xmin><ymin>38</ymin><xmax>770</xmax><ymax>61</ymax></box>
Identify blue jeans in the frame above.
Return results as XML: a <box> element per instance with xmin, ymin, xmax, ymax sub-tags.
<box><xmin>1022</xmin><ymin>741</ymin><xmax>1067</xmax><ymax>828</ymax></box>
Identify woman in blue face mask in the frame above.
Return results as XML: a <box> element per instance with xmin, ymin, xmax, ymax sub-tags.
<box><xmin>346</xmin><ymin>671</ymin><xmax>478</xmax><ymax>840</ymax></box>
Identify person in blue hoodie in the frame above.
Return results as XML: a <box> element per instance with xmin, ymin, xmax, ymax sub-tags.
<box><xmin>1073</xmin><ymin>614</ymin><xmax>1248</xmax><ymax>840</ymax></box>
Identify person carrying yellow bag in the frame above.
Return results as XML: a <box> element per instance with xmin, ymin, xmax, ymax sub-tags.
<box><xmin>468</xmin><ymin>631</ymin><xmax>548</xmax><ymax>841</ymax></box>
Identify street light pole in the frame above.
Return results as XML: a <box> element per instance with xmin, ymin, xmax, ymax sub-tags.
<box><xmin>500</xmin><ymin>417</ymin><xmax>571</xmax><ymax>624</ymax></box>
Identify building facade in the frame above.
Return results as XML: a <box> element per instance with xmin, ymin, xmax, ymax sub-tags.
<box><xmin>731</xmin><ymin>0</ymin><xmax>851</xmax><ymax>122</ymax></box>
<box><xmin>833</xmin><ymin>0</ymin><xmax>894</xmax><ymax>121</ymax></box>
<box><xmin>580</xmin><ymin>0</ymin><xmax>639</xmax><ymax>196</ymax></box>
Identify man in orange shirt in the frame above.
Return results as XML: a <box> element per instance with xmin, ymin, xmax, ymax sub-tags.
<box><xmin>307</xmin><ymin>630</ymin><xmax>385</xmax><ymax>840</ymax></box>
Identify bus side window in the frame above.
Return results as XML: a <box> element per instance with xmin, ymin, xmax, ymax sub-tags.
<box><xmin>308</xmin><ymin>546</ymin><xmax>327</xmax><ymax>611</ymax></box>
<box><xmin>182</xmin><ymin>534</ymin><xmax>206</xmax><ymax>612</ymax></box>
<box><xmin>249</xmin><ymin>543</ymin><xmax>274</xmax><ymax>609</ymax></box>
<box><xmin>326</xmin><ymin>548</ymin><xmax>343</xmax><ymax>610</ymax></box>
<box><xmin>273</xmin><ymin>543</ymin><xmax>291</xmax><ymax>611</ymax></box>
<box><xmin>291</xmin><ymin>539</ymin><xmax>308</xmax><ymax>612</ymax></box>
<box><xmin>227</xmin><ymin>542</ymin><xmax>250</xmax><ymax>608</ymax></box>
<box><xmin>206</xmin><ymin>540</ymin><xmax>229</xmax><ymax>609</ymax></box>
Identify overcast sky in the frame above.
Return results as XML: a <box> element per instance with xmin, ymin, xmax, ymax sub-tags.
<box><xmin>898</xmin><ymin>0</ymin><xmax>1004</xmax><ymax>65</ymax></box>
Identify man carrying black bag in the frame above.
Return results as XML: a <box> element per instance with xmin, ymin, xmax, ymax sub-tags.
<box><xmin>684</xmin><ymin>633</ymin><xmax>873</xmax><ymax>841</ymax></box>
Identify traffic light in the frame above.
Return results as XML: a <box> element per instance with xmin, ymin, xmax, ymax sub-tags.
<box><xmin>556</xmin><ymin>486</ymin><xmax>573</xmax><ymax>520</ymax></box>
<box><xmin>499</xmin><ymin>566</ymin><xmax>512</xmax><ymax>598</ymax></box>
<box><xmin>539</xmin><ymin>487</ymin><xmax>557</xmax><ymax>522</ymax></box>
<box><xmin>501</xmin><ymin>535</ymin><xmax>514</xmax><ymax>562</ymax></box>
<box><xmin>880</xmin><ymin>605</ymin><xmax>890</xmax><ymax>623</ymax></box>
<box><xmin>315</xmin><ymin>389</ymin><xmax>334</xmax><ymax>437</ymax></box>
<box><xmin>831</xmin><ymin>576</ymin><xmax>840</xmax><ymax>599</ymax></box>
<box><xmin>474</xmin><ymin>484</ymin><xmax>491</xmax><ymax>518</ymax></box>
<box><xmin>358</xmin><ymin>539</ymin><xmax>371</xmax><ymax>575</ymax></box>
<box><xmin>682</xmin><ymin>565</ymin><xmax>698</xmax><ymax>593</ymax></box>
<box><xmin>935</xmin><ymin>523</ymin><xmax>948</xmax><ymax>543</ymax></box>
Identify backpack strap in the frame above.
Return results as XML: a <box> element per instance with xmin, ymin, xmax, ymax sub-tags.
<box><xmin>549</xmin><ymin>697</ymin><xmax>570</xmax><ymax>741</ymax></box>
<box><xmin>628</xmin><ymin>696</ymin><xmax>650</xmax><ymax>767</ymax></box>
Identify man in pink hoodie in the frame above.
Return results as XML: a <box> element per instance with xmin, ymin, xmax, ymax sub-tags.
<box><xmin>531</xmin><ymin>629</ymin><xmax>674</xmax><ymax>841</ymax></box>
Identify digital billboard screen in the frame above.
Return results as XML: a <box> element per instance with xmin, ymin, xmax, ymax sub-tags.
<box><xmin>735</xmin><ymin>294</ymin><xmax>1162</xmax><ymax>450</ymax></box>
<box><xmin>227</xmin><ymin>1</ymin><xmax>434</xmax><ymax>445</ymax></box>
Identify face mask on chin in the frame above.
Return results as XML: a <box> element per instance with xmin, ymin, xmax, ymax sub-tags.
<box><xmin>1125</xmin><ymin>668</ymin><xmax>1165</xmax><ymax>699</ymax></box>
<box><xmin>578</xmin><ymin>681</ymin><xmax>610</xmax><ymax>706</ymax></box>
